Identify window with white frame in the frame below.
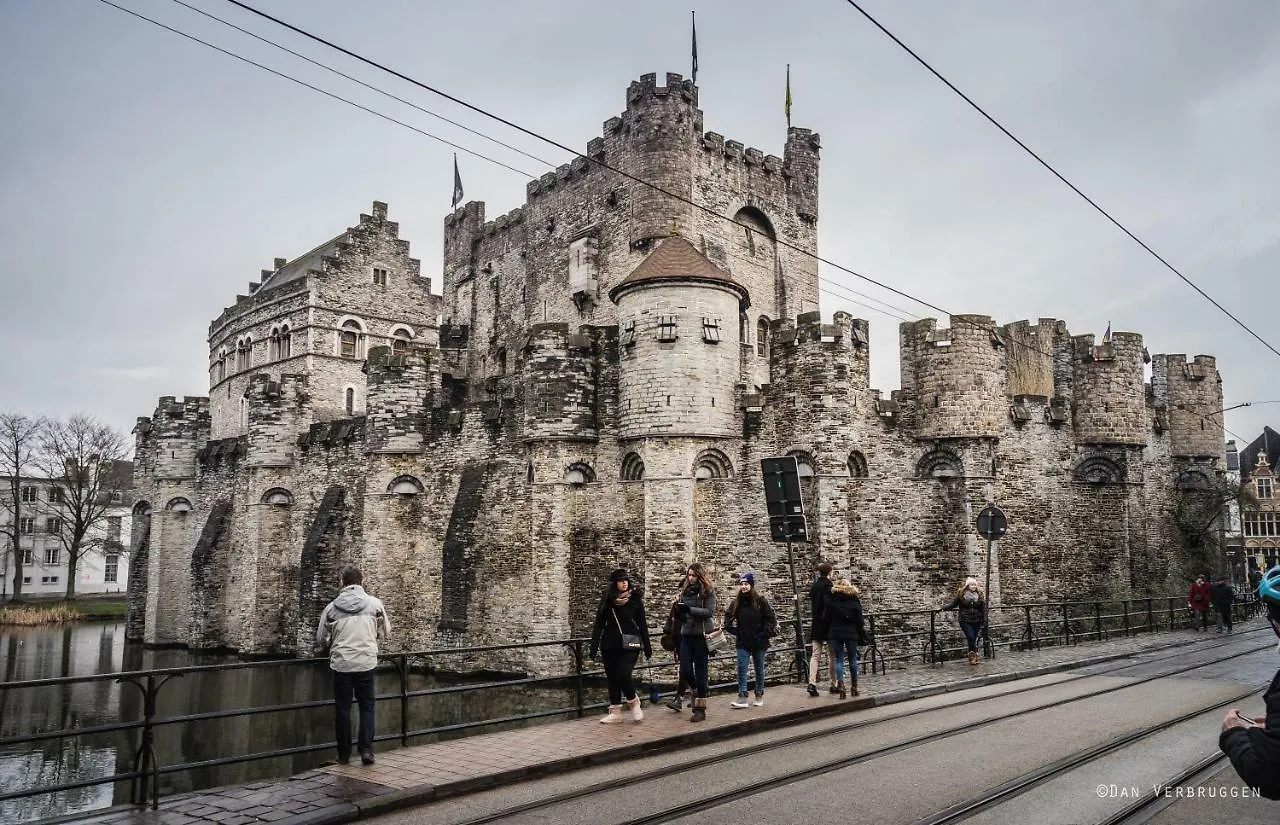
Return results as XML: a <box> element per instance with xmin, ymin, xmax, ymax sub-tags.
<box><xmin>49</xmin><ymin>486</ymin><xmax>63</xmax><ymax>503</ymax></box>
<box><xmin>373</xmin><ymin>267</ymin><xmax>388</xmax><ymax>286</ymax></box>
<box><xmin>46</xmin><ymin>518</ymin><xmax>61</xmax><ymax>534</ymax></box>
<box><xmin>22</xmin><ymin>548</ymin><xmax>33</xmax><ymax>565</ymax></box>
<box><xmin>217</xmin><ymin>347</ymin><xmax>228</xmax><ymax>381</ymax></box>
<box><xmin>279</xmin><ymin>324</ymin><xmax>291</xmax><ymax>358</ymax></box>
<box><xmin>269</xmin><ymin>327</ymin><xmax>281</xmax><ymax>360</ymax></box>
<box><xmin>20</xmin><ymin>487</ymin><xmax>37</xmax><ymax>503</ymax></box>
<box><xmin>1258</xmin><ymin>477</ymin><xmax>1273</xmax><ymax>500</ymax></box>
<box><xmin>236</xmin><ymin>337</ymin><xmax>252</xmax><ymax>371</ymax></box>
<box><xmin>104</xmin><ymin>554</ymin><xmax>119</xmax><ymax>583</ymax></box>
<box><xmin>391</xmin><ymin>327</ymin><xmax>412</xmax><ymax>355</ymax></box>
<box><xmin>45</xmin><ymin>545</ymin><xmax>60</xmax><ymax>565</ymax></box>
<box><xmin>19</xmin><ymin>517</ymin><xmax>34</xmax><ymax>534</ymax></box>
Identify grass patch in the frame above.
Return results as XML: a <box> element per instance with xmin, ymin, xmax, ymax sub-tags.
<box><xmin>0</xmin><ymin>599</ymin><xmax>128</xmax><ymax>625</ymax></box>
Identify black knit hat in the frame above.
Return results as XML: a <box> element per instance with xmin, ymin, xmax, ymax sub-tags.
<box><xmin>608</xmin><ymin>568</ymin><xmax>630</xmax><ymax>583</ymax></box>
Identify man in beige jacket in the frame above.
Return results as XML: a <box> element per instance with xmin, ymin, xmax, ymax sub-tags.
<box><xmin>316</xmin><ymin>566</ymin><xmax>390</xmax><ymax>765</ymax></box>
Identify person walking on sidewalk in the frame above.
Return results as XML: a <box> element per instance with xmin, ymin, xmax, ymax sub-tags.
<box><xmin>1209</xmin><ymin>576</ymin><xmax>1235</xmax><ymax>634</ymax></box>
<box><xmin>673</xmin><ymin>562</ymin><xmax>717</xmax><ymax>723</ymax></box>
<box><xmin>807</xmin><ymin>562</ymin><xmax>836</xmax><ymax>697</ymax></box>
<box><xmin>1218</xmin><ymin>565</ymin><xmax>1280</xmax><ymax>799</ymax></box>
<box><xmin>316</xmin><ymin>566</ymin><xmax>390</xmax><ymax>766</ymax></box>
<box><xmin>824</xmin><ymin>578</ymin><xmax>867</xmax><ymax>699</ymax></box>
<box><xmin>943</xmin><ymin>577</ymin><xmax>987</xmax><ymax>665</ymax></box>
<box><xmin>724</xmin><ymin>572</ymin><xmax>777</xmax><ymax>708</ymax></box>
<box><xmin>1188</xmin><ymin>573</ymin><xmax>1211</xmax><ymax>631</ymax></box>
<box><xmin>590</xmin><ymin>568</ymin><xmax>652</xmax><ymax>724</ymax></box>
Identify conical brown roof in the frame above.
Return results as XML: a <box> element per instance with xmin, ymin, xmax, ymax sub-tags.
<box><xmin>609</xmin><ymin>236</ymin><xmax>749</xmax><ymax>307</ymax></box>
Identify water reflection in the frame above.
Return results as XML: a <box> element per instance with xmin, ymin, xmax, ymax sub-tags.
<box><xmin>0</xmin><ymin>623</ymin><xmax>579</xmax><ymax>823</ymax></box>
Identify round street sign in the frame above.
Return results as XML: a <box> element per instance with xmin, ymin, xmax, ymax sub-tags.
<box><xmin>976</xmin><ymin>504</ymin><xmax>1007</xmax><ymax>540</ymax></box>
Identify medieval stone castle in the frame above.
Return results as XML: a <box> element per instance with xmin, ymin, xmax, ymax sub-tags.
<box><xmin>126</xmin><ymin>72</ymin><xmax>1226</xmax><ymax>668</ymax></box>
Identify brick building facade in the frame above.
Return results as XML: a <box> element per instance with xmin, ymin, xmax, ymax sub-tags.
<box><xmin>128</xmin><ymin>73</ymin><xmax>1226</xmax><ymax>671</ymax></box>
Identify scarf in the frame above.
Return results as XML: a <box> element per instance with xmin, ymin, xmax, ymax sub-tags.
<box><xmin>613</xmin><ymin>589</ymin><xmax>633</xmax><ymax>607</ymax></box>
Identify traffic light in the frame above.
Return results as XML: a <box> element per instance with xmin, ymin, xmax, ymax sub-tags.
<box><xmin>761</xmin><ymin>457</ymin><xmax>807</xmax><ymax>542</ymax></box>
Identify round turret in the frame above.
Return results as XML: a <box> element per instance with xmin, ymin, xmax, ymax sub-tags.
<box><xmin>1071</xmin><ymin>332</ymin><xmax>1146</xmax><ymax>445</ymax></box>
<box><xmin>624</xmin><ymin>73</ymin><xmax>698</xmax><ymax>247</ymax></box>
<box><xmin>610</xmin><ymin>237</ymin><xmax>747</xmax><ymax>439</ymax></box>
<box><xmin>901</xmin><ymin>315</ymin><xmax>1007</xmax><ymax>439</ymax></box>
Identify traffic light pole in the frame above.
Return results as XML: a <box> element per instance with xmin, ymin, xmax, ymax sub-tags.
<box><xmin>784</xmin><ymin>534</ymin><xmax>807</xmax><ymax>684</ymax></box>
<box><xmin>982</xmin><ymin>536</ymin><xmax>996</xmax><ymax>660</ymax></box>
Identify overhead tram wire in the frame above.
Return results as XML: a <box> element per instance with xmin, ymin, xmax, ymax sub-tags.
<box><xmin>93</xmin><ymin>0</ymin><xmax>537</xmax><ymax>179</ymax></box>
<box><xmin>841</xmin><ymin>0</ymin><xmax>1280</xmax><ymax>361</ymax></box>
<box><xmin>165</xmin><ymin>0</ymin><xmax>559</xmax><ymax>171</ymax></box>
<box><xmin>102</xmin><ymin>0</ymin><xmax>925</xmax><ymax>331</ymax></box>
<box><xmin>219</xmin><ymin>0</ymin><xmax>1080</xmax><ymax>359</ymax></box>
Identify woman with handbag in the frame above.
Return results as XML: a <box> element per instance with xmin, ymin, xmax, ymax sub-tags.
<box><xmin>724</xmin><ymin>572</ymin><xmax>777</xmax><ymax>708</ymax></box>
<box><xmin>673</xmin><ymin>562</ymin><xmax>718</xmax><ymax>722</ymax></box>
<box><xmin>589</xmin><ymin>569</ymin><xmax>652</xmax><ymax>723</ymax></box>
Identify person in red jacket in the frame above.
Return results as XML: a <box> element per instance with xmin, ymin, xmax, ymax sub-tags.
<box><xmin>1187</xmin><ymin>573</ymin><xmax>1211</xmax><ymax>632</ymax></box>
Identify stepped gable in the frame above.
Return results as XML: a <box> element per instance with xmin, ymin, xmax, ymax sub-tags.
<box><xmin>608</xmin><ymin>236</ymin><xmax>749</xmax><ymax>308</ymax></box>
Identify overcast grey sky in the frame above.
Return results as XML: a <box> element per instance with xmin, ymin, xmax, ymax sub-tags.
<box><xmin>2</xmin><ymin>0</ymin><xmax>1278</xmax><ymax>446</ymax></box>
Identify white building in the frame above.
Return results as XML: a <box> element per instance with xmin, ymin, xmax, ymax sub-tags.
<box><xmin>0</xmin><ymin>467</ymin><xmax>134</xmax><ymax>599</ymax></box>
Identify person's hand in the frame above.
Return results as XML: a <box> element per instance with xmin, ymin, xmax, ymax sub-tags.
<box><xmin>1222</xmin><ymin>709</ymin><xmax>1254</xmax><ymax>732</ymax></box>
<box><xmin>644</xmin><ymin>651</ymin><xmax>652</xmax><ymax>661</ymax></box>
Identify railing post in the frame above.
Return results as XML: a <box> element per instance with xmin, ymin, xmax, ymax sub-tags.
<box><xmin>572</xmin><ymin>640</ymin><xmax>585</xmax><ymax>718</ymax></box>
<box><xmin>1021</xmin><ymin>605</ymin><xmax>1033</xmax><ymax>651</ymax></box>
<box><xmin>1122</xmin><ymin>600</ymin><xmax>1130</xmax><ymax>638</ymax></box>
<box><xmin>1061</xmin><ymin>603</ymin><xmax>1071</xmax><ymax>646</ymax></box>
<box><xmin>928</xmin><ymin>610</ymin><xmax>938</xmax><ymax>666</ymax></box>
<box><xmin>1168</xmin><ymin>597</ymin><xmax>1176</xmax><ymax>630</ymax></box>
<box><xmin>1094</xmin><ymin>602</ymin><xmax>1102</xmax><ymax>641</ymax></box>
<box><xmin>397</xmin><ymin>654</ymin><xmax>409</xmax><ymax>747</ymax></box>
<box><xmin>1145</xmin><ymin>597</ymin><xmax>1153</xmax><ymax>633</ymax></box>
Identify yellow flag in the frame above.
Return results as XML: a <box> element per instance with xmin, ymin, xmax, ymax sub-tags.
<box><xmin>785</xmin><ymin>64</ymin><xmax>793</xmax><ymax>127</ymax></box>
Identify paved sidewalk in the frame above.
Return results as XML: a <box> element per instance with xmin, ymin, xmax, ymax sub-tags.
<box><xmin>71</xmin><ymin>621</ymin><xmax>1269</xmax><ymax>825</ymax></box>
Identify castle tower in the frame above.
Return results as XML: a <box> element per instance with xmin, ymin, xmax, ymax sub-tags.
<box><xmin>244</xmin><ymin>373</ymin><xmax>310</xmax><ymax>467</ymax></box>
<box><xmin>1071</xmin><ymin>332</ymin><xmax>1147</xmax><ymax>445</ymax></box>
<box><xmin>900</xmin><ymin>315</ymin><xmax>1008</xmax><ymax>439</ymax></box>
<box><xmin>1151</xmin><ymin>354</ymin><xmax>1225</xmax><ymax>459</ymax></box>
<box><xmin>522</xmin><ymin>324</ymin><xmax>600</xmax><ymax>442</ymax></box>
<box><xmin>364</xmin><ymin>344</ymin><xmax>440</xmax><ymax>453</ymax></box>
<box><xmin>610</xmin><ymin>236</ymin><xmax>748</xmax><ymax>439</ymax></box>
<box><xmin>625</xmin><ymin>73</ymin><xmax>699</xmax><ymax>248</ymax></box>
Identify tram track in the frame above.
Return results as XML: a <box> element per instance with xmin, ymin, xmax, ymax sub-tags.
<box><xmin>441</xmin><ymin>632</ymin><xmax>1273</xmax><ymax>825</ymax></box>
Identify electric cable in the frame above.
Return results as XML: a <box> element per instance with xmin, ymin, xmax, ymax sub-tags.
<box><xmin>840</xmin><ymin>0</ymin><xmax>1280</xmax><ymax>360</ymax></box>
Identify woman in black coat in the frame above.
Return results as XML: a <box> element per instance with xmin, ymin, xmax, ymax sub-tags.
<box><xmin>807</xmin><ymin>562</ymin><xmax>834</xmax><ymax>696</ymax></box>
<box><xmin>590</xmin><ymin>569</ymin><xmax>652</xmax><ymax>723</ymax></box>
<box><xmin>724</xmin><ymin>572</ymin><xmax>777</xmax><ymax>708</ymax></box>
<box><xmin>824</xmin><ymin>578</ymin><xmax>867</xmax><ymax>699</ymax></box>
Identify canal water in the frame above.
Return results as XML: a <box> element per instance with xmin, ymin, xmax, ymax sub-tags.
<box><xmin>0</xmin><ymin>622</ymin><xmax>584</xmax><ymax>824</ymax></box>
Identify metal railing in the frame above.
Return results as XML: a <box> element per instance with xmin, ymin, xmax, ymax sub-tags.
<box><xmin>0</xmin><ymin>593</ymin><xmax>1258</xmax><ymax>817</ymax></box>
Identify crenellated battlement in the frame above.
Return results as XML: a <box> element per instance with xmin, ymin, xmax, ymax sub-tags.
<box><xmin>625</xmin><ymin>72</ymin><xmax>698</xmax><ymax>110</ymax></box>
<box><xmin>364</xmin><ymin>344</ymin><xmax>439</xmax><ymax>453</ymax></box>
<box><xmin>1150</xmin><ymin>353</ymin><xmax>1224</xmax><ymax>459</ymax></box>
<box><xmin>1071</xmin><ymin>330</ymin><xmax>1147</xmax><ymax>446</ymax></box>
<box><xmin>769</xmin><ymin>310</ymin><xmax>871</xmax><ymax>398</ymax></box>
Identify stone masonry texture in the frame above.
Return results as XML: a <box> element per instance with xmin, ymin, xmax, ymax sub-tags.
<box><xmin>129</xmin><ymin>74</ymin><xmax>1228</xmax><ymax>674</ymax></box>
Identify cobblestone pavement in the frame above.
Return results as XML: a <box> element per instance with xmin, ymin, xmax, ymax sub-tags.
<box><xmin>68</xmin><ymin>620</ymin><xmax>1270</xmax><ymax>825</ymax></box>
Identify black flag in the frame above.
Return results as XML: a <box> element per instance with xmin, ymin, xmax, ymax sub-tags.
<box><xmin>691</xmin><ymin>11</ymin><xmax>698</xmax><ymax>84</ymax></box>
<box><xmin>451</xmin><ymin>154</ymin><xmax>464</xmax><ymax>209</ymax></box>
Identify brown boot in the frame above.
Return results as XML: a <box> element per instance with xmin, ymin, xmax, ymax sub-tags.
<box><xmin>690</xmin><ymin>697</ymin><xmax>706</xmax><ymax>722</ymax></box>
<box><xmin>851</xmin><ymin>678</ymin><xmax>859</xmax><ymax>697</ymax></box>
<box><xmin>968</xmin><ymin>651</ymin><xmax>979</xmax><ymax>665</ymax></box>
<box><xmin>837</xmin><ymin>681</ymin><xmax>846</xmax><ymax>700</ymax></box>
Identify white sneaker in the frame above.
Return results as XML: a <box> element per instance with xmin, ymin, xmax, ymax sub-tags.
<box><xmin>730</xmin><ymin>698</ymin><xmax>750</xmax><ymax>709</ymax></box>
<box><xmin>752</xmin><ymin>697</ymin><xmax>765</xmax><ymax>707</ymax></box>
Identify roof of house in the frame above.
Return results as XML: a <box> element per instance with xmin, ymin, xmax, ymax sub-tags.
<box><xmin>1240</xmin><ymin>426</ymin><xmax>1279</xmax><ymax>482</ymax></box>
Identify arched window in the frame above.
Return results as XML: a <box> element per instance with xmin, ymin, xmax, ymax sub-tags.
<box><xmin>344</xmin><ymin>387</ymin><xmax>356</xmax><ymax>416</ymax></box>
<box><xmin>734</xmin><ymin>206</ymin><xmax>777</xmax><ymax>258</ymax></box>
<box><xmin>236</xmin><ymin>337</ymin><xmax>252</xmax><ymax>371</ymax></box>
<box><xmin>387</xmin><ymin>475</ymin><xmax>424</xmax><ymax>496</ymax></box>
<box><xmin>788</xmin><ymin>450</ymin><xmax>816</xmax><ymax>477</ymax></box>
<box><xmin>279</xmin><ymin>324</ymin><xmax>291</xmax><ymax>359</ymax></box>
<box><xmin>216</xmin><ymin>348</ymin><xmax>227</xmax><ymax>382</ymax></box>
<box><xmin>694</xmin><ymin>449</ymin><xmax>733</xmax><ymax>480</ymax></box>
<box><xmin>268</xmin><ymin>326</ymin><xmax>281</xmax><ymax>361</ymax></box>
<box><xmin>917</xmin><ymin>449</ymin><xmax>963</xmax><ymax>480</ymax></box>
<box><xmin>339</xmin><ymin>319</ymin><xmax>364</xmax><ymax>359</ymax></box>
<box><xmin>565</xmin><ymin>462</ymin><xmax>596</xmax><ymax>485</ymax></box>
<box><xmin>165</xmin><ymin>497</ymin><xmax>192</xmax><ymax>513</ymax></box>
<box><xmin>1074</xmin><ymin>456</ymin><xmax>1124</xmax><ymax>485</ymax></box>
<box><xmin>1176</xmin><ymin>469</ymin><xmax>1213</xmax><ymax>490</ymax></box>
<box><xmin>239</xmin><ymin>397</ymin><xmax>249</xmax><ymax>428</ymax></box>
<box><xmin>621</xmin><ymin>452</ymin><xmax>645</xmax><ymax>481</ymax></box>
<box><xmin>390</xmin><ymin>326</ymin><xmax>413</xmax><ymax>355</ymax></box>
<box><xmin>847</xmin><ymin>451</ymin><xmax>869</xmax><ymax>479</ymax></box>
<box><xmin>496</xmin><ymin>347</ymin><xmax>507</xmax><ymax>375</ymax></box>
<box><xmin>756</xmin><ymin>317</ymin><xmax>770</xmax><ymax>358</ymax></box>
<box><xmin>132</xmin><ymin>500</ymin><xmax>153</xmax><ymax>517</ymax></box>
<box><xmin>261</xmin><ymin>488</ymin><xmax>293</xmax><ymax>506</ymax></box>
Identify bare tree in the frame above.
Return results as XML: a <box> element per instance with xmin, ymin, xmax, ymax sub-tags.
<box><xmin>0</xmin><ymin>412</ymin><xmax>45</xmax><ymax>602</ymax></box>
<box><xmin>35</xmin><ymin>415</ymin><xmax>129</xmax><ymax>600</ymax></box>
<box><xmin>1173</xmin><ymin>476</ymin><xmax>1256</xmax><ymax>580</ymax></box>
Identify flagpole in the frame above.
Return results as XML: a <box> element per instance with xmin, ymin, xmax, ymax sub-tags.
<box><xmin>785</xmin><ymin>64</ymin><xmax>792</xmax><ymax>128</ymax></box>
<box><xmin>691</xmin><ymin>11</ymin><xmax>698</xmax><ymax>84</ymax></box>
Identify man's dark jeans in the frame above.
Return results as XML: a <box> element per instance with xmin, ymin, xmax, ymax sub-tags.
<box><xmin>333</xmin><ymin>669</ymin><xmax>376</xmax><ymax>761</ymax></box>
